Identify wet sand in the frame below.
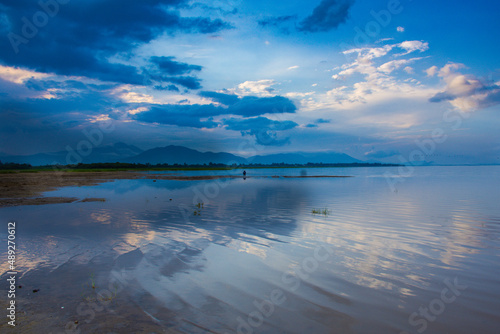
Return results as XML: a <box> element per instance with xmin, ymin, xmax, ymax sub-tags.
<box><xmin>0</xmin><ymin>171</ymin><xmax>350</xmax><ymax>207</ymax></box>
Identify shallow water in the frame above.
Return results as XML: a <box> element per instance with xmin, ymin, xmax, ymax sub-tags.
<box><xmin>1</xmin><ymin>166</ymin><xmax>499</xmax><ymax>333</ymax></box>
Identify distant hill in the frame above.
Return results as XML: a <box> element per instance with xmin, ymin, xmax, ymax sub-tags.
<box><xmin>0</xmin><ymin>142</ymin><xmax>143</xmax><ymax>165</ymax></box>
<box><xmin>0</xmin><ymin>143</ymin><xmax>364</xmax><ymax>166</ymax></box>
<box><xmin>126</xmin><ymin>145</ymin><xmax>247</xmax><ymax>165</ymax></box>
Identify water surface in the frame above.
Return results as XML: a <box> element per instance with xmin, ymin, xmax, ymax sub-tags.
<box><xmin>1</xmin><ymin>166</ymin><xmax>499</xmax><ymax>333</ymax></box>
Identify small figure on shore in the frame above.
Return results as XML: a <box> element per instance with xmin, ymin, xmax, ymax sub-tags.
<box><xmin>243</xmin><ymin>170</ymin><xmax>246</xmax><ymax>177</ymax></box>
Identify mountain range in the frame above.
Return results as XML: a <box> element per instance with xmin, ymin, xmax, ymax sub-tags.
<box><xmin>0</xmin><ymin>142</ymin><xmax>363</xmax><ymax>166</ymax></box>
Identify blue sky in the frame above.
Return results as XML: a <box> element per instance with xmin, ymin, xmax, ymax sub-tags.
<box><xmin>0</xmin><ymin>0</ymin><xmax>499</xmax><ymax>164</ymax></box>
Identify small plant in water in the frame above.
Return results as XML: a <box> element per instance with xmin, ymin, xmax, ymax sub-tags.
<box><xmin>312</xmin><ymin>208</ymin><xmax>330</xmax><ymax>215</ymax></box>
<box><xmin>81</xmin><ymin>274</ymin><xmax>118</xmax><ymax>303</ymax></box>
<box><xmin>89</xmin><ymin>273</ymin><xmax>96</xmax><ymax>289</ymax></box>
<box><xmin>194</xmin><ymin>202</ymin><xmax>204</xmax><ymax>215</ymax></box>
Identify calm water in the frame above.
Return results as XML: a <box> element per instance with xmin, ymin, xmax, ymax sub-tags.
<box><xmin>1</xmin><ymin>166</ymin><xmax>499</xmax><ymax>333</ymax></box>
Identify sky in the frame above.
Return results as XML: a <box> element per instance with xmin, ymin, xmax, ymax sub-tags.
<box><xmin>0</xmin><ymin>0</ymin><xmax>499</xmax><ymax>164</ymax></box>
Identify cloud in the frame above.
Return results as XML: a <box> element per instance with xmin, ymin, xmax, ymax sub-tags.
<box><xmin>199</xmin><ymin>91</ymin><xmax>240</xmax><ymax>106</ymax></box>
<box><xmin>224</xmin><ymin>117</ymin><xmax>298</xmax><ymax>146</ymax></box>
<box><xmin>425</xmin><ymin>66</ymin><xmax>439</xmax><ymax>77</ymax></box>
<box><xmin>236</xmin><ymin>80</ymin><xmax>278</xmax><ymax>96</ymax></box>
<box><xmin>134</xmin><ymin>94</ymin><xmax>297</xmax><ymax>128</ymax></box>
<box><xmin>429</xmin><ymin>63</ymin><xmax>500</xmax><ymax>111</ymax></box>
<box><xmin>378</xmin><ymin>58</ymin><xmax>423</xmax><ymax>74</ymax></box>
<box><xmin>161</xmin><ymin>76</ymin><xmax>202</xmax><ymax>90</ymax></box>
<box><xmin>404</xmin><ymin>66</ymin><xmax>414</xmax><ymax>74</ymax></box>
<box><xmin>287</xmin><ymin>65</ymin><xmax>300</xmax><ymax>70</ymax></box>
<box><xmin>397</xmin><ymin>26</ymin><xmax>405</xmax><ymax>32</ymax></box>
<box><xmin>134</xmin><ymin>104</ymin><xmax>219</xmax><ymax>128</ymax></box>
<box><xmin>298</xmin><ymin>0</ymin><xmax>354</xmax><ymax>32</ymax></box>
<box><xmin>396</xmin><ymin>41</ymin><xmax>429</xmax><ymax>56</ymax></box>
<box><xmin>364</xmin><ymin>149</ymin><xmax>400</xmax><ymax>159</ymax></box>
<box><xmin>0</xmin><ymin>0</ymin><xmax>231</xmax><ymax>86</ymax></box>
<box><xmin>258</xmin><ymin>15</ymin><xmax>297</xmax><ymax>27</ymax></box>
<box><xmin>150</xmin><ymin>56</ymin><xmax>202</xmax><ymax>76</ymax></box>
<box><xmin>154</xmin><ymin>84</ymin><xmax>180</xmax><ymax>92</ymax></box>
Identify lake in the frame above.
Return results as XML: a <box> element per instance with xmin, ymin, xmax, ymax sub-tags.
<box><xmin>0</xmin><ymin>166</ymin><xmax>499</xmax><ymax>333</ymax></box>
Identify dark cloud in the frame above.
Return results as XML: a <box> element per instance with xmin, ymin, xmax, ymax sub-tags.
<box><xmin>298</xmin><ymin>0</ymin><xmax>354</xmax><ymax>32</ymax></box>
<box><xmin>429</xmin><ymin>92</ymin><xmax>455</xmax><ymax>103</ymax></box>
<box><xmin>0</xmin><ymin>0</ymin><xmax>231</xmax><ymax>85</ymax></box>
<box><xmin>133</xmin><ymin>94</ymin><xmax>297</xmax><ymax>129</ymax></box>
<box><xmin>199</xmin><ymin>91</ymin><xmax>240</xmax><ymax>105</ymax></box>
<box><xmin>200</xmin><ymin>92</ymin><xmax>297</xmax><ymax>115</ymax></box>
<box><xmin>150</xmin><ymin>56</ymin><xmax>202</xmax><ymax>76</ymax></box>
<box><xmin>258</xmin><ymin>15</ymin><xmax>297</xmax><ymax>27</ymax></box>
<box><xmin>224</xmin><ymin>117</ymin><xmax>298</xmax><ymax>146</ymax></box>
<box><xmin>154</xmin><ymin>84</ymin><xmax>180</xmax><ymax>92</ymax></box>
<box><xmin>162</xmin><ymin>76</ymin><xmax>202</xmax><ymax>90</ymax></box>
<box><xmin>135</xmin><ymin>105</ymin><xmax>219</xmax><ymax>128</ymax></box>
<box><xmin>315</xmin><ymin>118</ymin><xmax>331</xmax><ymax>124</ymax></box>
<box><xmin>305</xmin><ymin>124</ymin><xmax>318</xmax><ymax>128</ymax></box>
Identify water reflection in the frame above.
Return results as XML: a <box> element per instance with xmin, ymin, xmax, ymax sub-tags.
<box><xmin>0</xmin><ymin>167</ymin><xmax>499</xmax><ymax>333</ymax></box>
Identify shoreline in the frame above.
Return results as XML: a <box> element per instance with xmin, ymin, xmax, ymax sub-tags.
<box><xmin>0</xmin><ymin>171</ymin><xmax>351</xmax><ymax>207</ymax></box>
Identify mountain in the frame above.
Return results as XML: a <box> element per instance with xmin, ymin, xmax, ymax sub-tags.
<box><xmin>126</xmin><ymin>145</ymin><xmax>247</xmax><ymax>165</ymax></box>
<box><xmin>1</xmin><ymin>143</ymin><xmax>364</xmax><ymax>166</ymax></box>
<box><xmin>0</xmin><ymin>142</ymin><xmax>143</xmax><ymax>166</ymax></box>
<box><xmin>248</xmin><ymin>151</ymin><xmax>361</xmax><ymax>165</ymax></box>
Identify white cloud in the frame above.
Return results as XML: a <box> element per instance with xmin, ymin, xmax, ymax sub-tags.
<box><xmin>404</xmin><ymin>66</ymin><xmax>414</xmax><ymax>74</ymax></box>
<box><xmin>425</xmin><ymin>66</ymin><xmax>439</xmax><ymax>77</ymax></box>
<box><xmin>235</xmin><ymin>79</ymin><xmax>277</xmax><ymax>97</ymax></box>
<box><xmin>342</xmin><ymin>40</ymin><xmax>429</xmax><ymax>62</ymax></box>
<box><xmin>430</xmin><ymin>63</ymin><xmax>500</xmax><ymax>112</ymax></box>
<box><xmin>285</xmin><ymin>91</ymin><xmax>315</xmax><ymax>98</ymax></box>
<box><xmin>0</xmin><ymin>65</ymin><xmax>50</xmax><ymax>84</ymax></box>
<box><xmin>378</xmin><ymin>58</ymin><xmax>423</xmax><ymax>74</ymax></box>
<box><xmin>397</xmin><ymin>26</ymin><xmax>405</xmax><ymax>32</ymax></box>
<box><xmin>396</xmin><ymin>41</ymin><xmax>429</xmax><ymax>56</ymax></box>
<box><xmin>287</xmin><ymin>65</ymin><xmax>299</xmax><ymax>70</ymax></box>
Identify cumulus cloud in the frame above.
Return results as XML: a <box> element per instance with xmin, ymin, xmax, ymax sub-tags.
<box><xmin>397</xmin><ymin>26</ymin><xmax>405</xmax><ymax>32</ymax></box>
<box><xmin>425</xmin><ymin>66</ymin><xmax>439</xmax><ymax>77</ymax></box>
<box><xmin>235</xmin><ymin>80</ymin><xmax>278</xmax><ymax>97</ymax></box>
<box><xmin>429</xmin><ymin>63</ymin><xmax>500</xmax><ymax>111</ymax></box>
<box><xmin>298</xmin><ymin>0</ymin><xmax>354</xmax><ymax>32</ymax></box>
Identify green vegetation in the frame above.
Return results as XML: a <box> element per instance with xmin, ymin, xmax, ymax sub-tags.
<box><xmin>81</xmin><ymin>272</ymin><xmax>118</xmax><ymax>303</ymax></box>
<box><xmin>312</xmin><ymin>208</ymin><xmax>330</xmax><ymax>215</ymax></box>
<box><xmin>0</xmin><ymin>161</ymin><xmax>402</xmax><ymax>173</ymax></box>
<box><xmin>194</xmin><ymin>202</ymin><xmax>204</xmax><ymax>215</ymax></box>
<box><xmin>0</xmin><ymin>161</ymin><xmax>32</xmax><ymax>170</ymax></box>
